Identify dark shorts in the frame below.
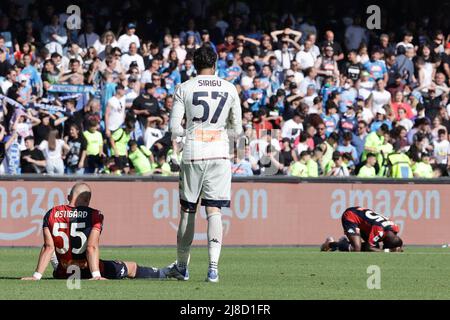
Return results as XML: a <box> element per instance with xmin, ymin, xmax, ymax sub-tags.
<box><xmin>341</xmin><ymin>212</ymin><xmax>360</xmax><ymax>236</ymax></box>
<box><xmin>101</xmin><ymin>260</ymin><xmax>129</xmax><ymax>279</ymax></box>
<box><xmin>86</xmin><ymin>155</ymin><xmax>103</xmax><ymax>172</ymax></box>
<box><xmin>53</xmin><ymin>260</ymin><xmax>128</xmax><ymax>280</ymax></box>
<box><xmin>115</xmin><ymin>156</ymin><xmax>130</xmax><ymax>170</ymax></box>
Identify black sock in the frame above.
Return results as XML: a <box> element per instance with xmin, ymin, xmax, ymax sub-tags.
<box><xmin>135</xmin><ymin>265</ymin><xmax>162</xmax><ymax>279</ymax></box>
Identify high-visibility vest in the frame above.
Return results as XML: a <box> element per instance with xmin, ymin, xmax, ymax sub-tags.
<box><xmin>387</xmin><ymin>153</ymin><xmax>413</xmax><ymax>178</ymax></box>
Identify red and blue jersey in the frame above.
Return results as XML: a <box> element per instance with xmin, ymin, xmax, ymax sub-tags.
<box><xmin>43</xmin><ymin>205</ymin><xmax>103</xmax><ymax>272</ymax></box>
<box><xmin>342</xmin><ymin>207</ymin><xmax>399</xmax><ymax>247</ymax></box>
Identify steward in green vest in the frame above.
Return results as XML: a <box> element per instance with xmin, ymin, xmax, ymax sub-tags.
<box><xmin>412</xmin><ymin>153</ymin><xmax>434</xmax><ymax>178</ymax></box>
<box><xmin>109</xmin><ymin>119</ymin><xmax>135</xmax><ymax>174</ymax></box>
<box><xmin>128</xmin><ymin>140</ymin><xmax>154</xmax><ymax>175</ymax></box>
<box><xmin>386</xmin><ymin>152</ymin><xmax>413</xmax><ymax>178</ymax></box>
<box><xmin>362</xmin><ymin>123</ymin><xmax>389</xmax><ymax>162</ymax></box>
<box><xmin>290</xmin><ymin>151</ymin><xmax>310</xmax><ymax>177</ymax></box>
<box><xmin>357</xmin><ymin>153</ymin><xmax>377</xmax><ymax>178</ymax></box>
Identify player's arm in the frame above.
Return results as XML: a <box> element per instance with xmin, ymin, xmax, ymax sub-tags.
<box><xmin>21</xmin><ymin>227</ymin><xmax>55</xmax><ymax>280</ymax></box>
<box><xmin>227</xmin><ymin>88</ymin><xmax>243</xmax><ymax>136</ymax></box>
<box><xmin>366</xmin><ymin>245</ymin><xmax>383</xmax><ymax>252</ymax></box>
<box><xmin>85</xmin><ymin>229</ymin><xmax>105</xmax><ymax>280</ymax></box>
<box><xmin>365</xmin><ymin>230</ymin><xmax>385</xmax><ymax>252</ymax></box>
<box><xmin>169</xmin><ymin>85</ymin><xmax>186</xmax><ymax>139</ymax></box>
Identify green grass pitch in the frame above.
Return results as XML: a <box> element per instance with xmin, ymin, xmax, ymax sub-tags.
<box><xmin>1</xmin><ymin>247</ymin><xmax>450</xmax><ymax>300</ymax></box>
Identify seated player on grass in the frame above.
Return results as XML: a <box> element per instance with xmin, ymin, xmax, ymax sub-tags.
<box><xmin>22</xmin><ymin>183</ymin><xmax>170</xmax><ymax>281</ymax></box>
<box><xmin>321</xmin><ymin>206</ymin><xmax>403</xmax><ymax>252</ymax></box>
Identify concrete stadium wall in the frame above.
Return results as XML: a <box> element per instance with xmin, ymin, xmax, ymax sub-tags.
<box><xmin>0</xmin><ymin>176</ymin><xmax>449</xmax><ymax>246</ymax></box>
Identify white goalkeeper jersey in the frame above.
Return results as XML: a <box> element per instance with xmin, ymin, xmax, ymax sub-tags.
<box><xmin>170</xmin><ymin>74</ymin><xmax>242</xmax><ymax>162</ymax></box>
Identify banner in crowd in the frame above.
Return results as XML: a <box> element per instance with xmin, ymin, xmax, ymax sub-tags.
<box><xmin>47</xmin><ymin>84</ymin><xmax>96</xmax><ymax>94</ymax></box>
<box><xmin>0</xmin><ymin>94</ymin><xmax>65</xmax><ymax>114</ymax></box>
<box><xmin>0</xmin><ymin>180</ymin><xmax>447</xmax><ymax>246</ymax></box>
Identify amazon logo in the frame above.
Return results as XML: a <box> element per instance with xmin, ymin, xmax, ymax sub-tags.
<box><xmin>0</xmin><ymin>187</ymin><xmax>68</xmax><ymax>241</ymax></box>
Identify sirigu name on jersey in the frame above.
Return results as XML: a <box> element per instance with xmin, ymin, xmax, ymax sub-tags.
<box><xmin>54</xmin><ymin>210</ymin><xmax>89</xmax><ymax>218</ymax></box>
<box><xmin>198</xmin><ymin>79</ymin><xmax>222</xmax><ymax>86</ymax></box>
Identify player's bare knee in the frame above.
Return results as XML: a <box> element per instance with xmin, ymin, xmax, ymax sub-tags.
<box><xmin>206</xmin><ymin>206</ymin><xmax>221</xmax><ymax>217</ymax></box>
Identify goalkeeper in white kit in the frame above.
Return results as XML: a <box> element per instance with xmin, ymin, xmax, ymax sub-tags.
<box><xmin>167</xmin><ymin>45</ymin><xmax>242</xmax><ymax>282</ymax></box>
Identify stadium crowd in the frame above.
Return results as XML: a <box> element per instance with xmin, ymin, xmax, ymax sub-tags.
<box><xmin>0</xmin><ymin>1</ymin><xmax>450</xmax><ymax>178</ymax></box>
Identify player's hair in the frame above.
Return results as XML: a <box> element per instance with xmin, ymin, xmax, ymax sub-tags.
<box><xmin>384</xmin><ymin>232</ymin><xmax>403</xmax><ymax>249</ymax></box>
<box><xmin>193</xmin><ymin>45</ymin><xmax>217</xmax><ymax>71</ymax></box>
<box><xmin>69</xmin><ymin>183</ymin><xmax>92</xmax><ymax>206</ymax></box>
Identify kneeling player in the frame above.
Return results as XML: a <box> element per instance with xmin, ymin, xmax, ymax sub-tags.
<box><xmin>22</xmin><ymin>183</ymin><xmax>169</xmax><ymax>280</ymax></box>
<box><xmin>321</xmin><ymin>206</ymin><xmax>403</xmax><ymax>252</ymax></box>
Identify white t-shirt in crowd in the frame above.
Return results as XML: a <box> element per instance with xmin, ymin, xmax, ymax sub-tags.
<box><xmin>141</xmin><ymin>70</ymin><xmax>155</xmax><ymax>84</ymax></box>
<box><xmin>281</xmin><ymin>119</ymin><xmax>303</xmax><ymax>140</ymax></box>
<box><xmin>398</xmin><ymin>118</ymin><xmax>413</xmax><ymax>132</ymax></box>
<box><xmin>120</xmin><ymin>53</ymin><xmax>145</xmax><ymax>72</ymax></box>
<box><xmin>361</xmin><ymin>107</ymin><xmax>374</xmax><ymax>124</ymax></box>
<box><xmin>295</xmin><ymin>50</ymin><xmax>316</xmax><ymax>70</ymax></box>
<box><xmin>297</xmin><ymin>142</ymin><xmax>309</xmax><ymax>155</ymax></box>
<box><xmin>371</xmin><ymin>89</ymin><xmax>391</xmax><ymax>113</ymax></box>
<box><xmin>107</xmin><ymin>95</ymin><xmax>126</xmax><ymax>131</ymax></box>
<box><xmin>162</xmin><ymin>46</ymin><xmax>187</xmax><ymax>64</ymax></box>
<box><xmin>117</xmin><ymin>34</ymin><xmax>141</xmax><ymax>53</ymax></box>
<box><xmin>274</xmin><ymin>49</ymin><xmax>295</xmax><ymax>70</ymax></box>
<box><xmin>299</xmin><ymin>77</ymin><xmax>316</xmax><ymax>95</ymax></box>
<box><xmin>433</xmin><ymin>139</ymin><xmax>450</xmax><ymax>164</ymax></box>
<box><xmin>1</xmin><ymin>79</ymin><xmax>13</xmax><ymax>95</ymax></box>
<box><xmin>303</xmin><ymin>95</ymin><xmax>317</xmax><ymax>109</ymax></box>
<box><xmin>39</xmin><ymin>139</ymin><xmax>64</xmax><ymax>161</ymax></box>
<box><xmin>144</xmin><ymin>127</ymin><xmax>164</xmax><ymax>150</ymax></box>
<box><xmin>293</xmin><ymin>71</ymin><xmax>304</xmax><ymax>86</ymax></box>
<box><xmin>93</xmin><ymin>39</ymin><xmax>119</xmax><ymax>58</ymax></box>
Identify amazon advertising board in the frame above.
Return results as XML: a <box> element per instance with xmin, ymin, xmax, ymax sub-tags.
<box><xmin>0</xmin><ymin>180</ymin><xmax>448</xmax><ymax>246</ymax></box>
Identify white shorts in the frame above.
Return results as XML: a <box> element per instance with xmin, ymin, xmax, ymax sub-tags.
<box><xmin>179</xmin><ymin>159</ymin><xmax>231</xmax><ymax>210</ymax></box>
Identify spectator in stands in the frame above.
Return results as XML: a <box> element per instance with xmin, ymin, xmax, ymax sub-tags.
<box><xmin>117</xmin><ymin>23</ymin><xmax>140</xmax><ymax>53</ymax></box>
<box><xmin>105</xmin><ymin>84</ymin><xmax>126</xmax><ymax>138</ymax></box>
<box><xmin>289</xmin><ymin>150</ymin><xmax>309</xmax><ymax>177</ymax></box>
<box><xmin>65</xmin><ymin>123</ymin><xmax>87</xmax><ymax>175</ymax></box>
<box><xmin>38</xmin><ymin>129</ymin><xmax>69</xmax><ymax>175</ymax></box>
<box><xmin>20</xmin><ymin>135</ymin><xmax>46</xmax><ymax>173</ymax></box>
<box><xmin>357</xmin><ymin>153</ymin><xmax>377</xmax><ymax>178</ymax></box>
<box><xmin>0</xmin><ymin>1</ymin><xmax>448</xmax><ymax>179</ymax></box>
<box><xmin>83</xmin><ymin>119</ymin><xmax>104</xmax><ymax>174</ymax></box>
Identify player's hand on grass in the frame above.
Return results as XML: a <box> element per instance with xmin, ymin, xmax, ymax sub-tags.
<box><xmin>21</xmin><ymin>277</ymin><xmax>39</xmax><ymax>281</ymax></box>
<box><xmin>89</xmin><ymin>276</ymin><xmax>108</xmax><ymax>280</ymax></box>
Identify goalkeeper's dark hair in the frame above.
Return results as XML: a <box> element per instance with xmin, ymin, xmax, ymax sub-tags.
<box><xmin>383</xmin><ymin>231</ymin><xmax>403</xmax><ymax>249</ymax></box>
<box><xmin>193</xmin><ymin>45</ymin><xmax>217</xmax><ymax>71</ymax></box>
